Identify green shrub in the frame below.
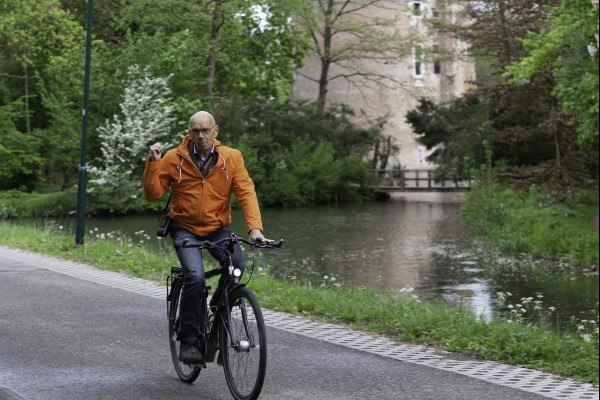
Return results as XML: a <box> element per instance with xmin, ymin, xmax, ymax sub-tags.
<box><xmin>260</xmin><ymin>139</ymin><xmax>374</xmax><ymax>207</ymax></box>
<box><xmin>461</xmin><ymin>183</ymin><xmax>599</xmax><ymax>269</ymax></box>
<box><xmin>0</xmin><ymin>189</ymin><xmax>76</xmax><ymax>218</ymax></box>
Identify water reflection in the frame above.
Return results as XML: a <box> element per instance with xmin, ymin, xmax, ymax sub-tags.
<box><xmin>63</xmin><ymin>192</ymin><xmax>597</xmax><ymax>324</ymax></box>
<box><xmin>261</xmin><ymin>195</ymin><xmax>465</xmax><ymax>288</ymax></box>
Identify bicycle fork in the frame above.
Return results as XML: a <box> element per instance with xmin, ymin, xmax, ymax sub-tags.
<box><xmin>222</xmin><ymin>289</ymin><xmax>256</xmax><ymax>353</ymax></box>
<box><xmin>223</xmin><ymin>288</ymin><xmax>257</xmax><ymax>353</ymax></box>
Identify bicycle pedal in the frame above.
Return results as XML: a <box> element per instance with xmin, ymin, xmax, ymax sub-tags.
<box><xmin>184</xmin><ymin>361</ymin><xmax>206</xmax><ymax>369</ymax></box>
<box><xmin>205</xmin><ymin>349</ymin><xmax>217</xmax><ymax>363</ymax></box>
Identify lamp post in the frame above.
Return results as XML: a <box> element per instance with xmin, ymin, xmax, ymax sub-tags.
<box><xmin>75</xmin><ymin>0</ymin><xmax>94</xmax><ymax>246</ymax></box>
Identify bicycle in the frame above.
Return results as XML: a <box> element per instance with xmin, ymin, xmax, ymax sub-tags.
<box><xmin>166</xmin><ymin>233</ymin><xmax>283</xmax><ymax>400</ymax></box>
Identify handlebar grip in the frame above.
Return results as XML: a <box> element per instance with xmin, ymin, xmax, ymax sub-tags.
<box><xmin>253</xmin><ymin>239</ymin><xmax>283</xmax><ymax>248</ymax></box>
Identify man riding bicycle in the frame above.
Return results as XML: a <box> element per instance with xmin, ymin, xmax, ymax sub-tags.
<box><xmin>143</xmin><ymin>111</ymin><xmax>269</xmax><ymax>365</ymax></box>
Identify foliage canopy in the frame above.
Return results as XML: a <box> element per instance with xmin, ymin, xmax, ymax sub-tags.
<box><xmin>0</xmin><ymin>0</ymin><xmax>385</xmax><ymax>210</ymax></box>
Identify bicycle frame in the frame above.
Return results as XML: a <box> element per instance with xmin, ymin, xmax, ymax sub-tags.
<box><xmin>193</xmin><ymin>235</ymin><xmax>257</xmax><ymax>362</ymax></box>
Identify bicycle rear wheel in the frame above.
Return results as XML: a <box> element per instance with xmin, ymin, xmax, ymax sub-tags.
<box><xmin>168</xmin><ymin>279</ymin><xmax>201</xmax><ymax>383</ymax></box>
<box><xmin>220</xmin><ymin>286</ymin><xmax>267</xmax><ymax>400</ymax></box>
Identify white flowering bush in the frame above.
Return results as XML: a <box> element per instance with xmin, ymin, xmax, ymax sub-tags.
<box><xmin>89</xmin><ymin>65</ymin><xmax>177</xmax><ymax>209</ymax></box>
<box><xmin>399</xmin><ymin>286</ymin><xmax>421</xmax><ymax>303</ymax></box>
<box><xmin>571</xmin><ymin>309</ymin><xmax>599</xmax><ymax>343</ymax></box>
<box><xmin>497</xmin><ymin>292</ymin><xmax>599</xmax><ymax>346</ymax></box>
<box><xmin>496</xmin><ymin>292</ymin><xmax>556</xmax><ymax>326</ymax></box>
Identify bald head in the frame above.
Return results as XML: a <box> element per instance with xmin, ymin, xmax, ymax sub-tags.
<box><xmin>190</xmin><ymin>111</ymin><xmax>215</xmax><ymax>126</ymax></box>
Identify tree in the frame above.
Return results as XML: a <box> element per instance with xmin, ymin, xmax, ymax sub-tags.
<box><xmin>505</xmin><ymin>0</ymin><xmax>599</xmax><ymax>143</ymax></box>
<box><xmin>298</xmin><ymin>0</ymin><xmax>416</xmax><ymax>113</ymax></box>
<box><xmin>202</xmin><ymin>0</ymin><xmax>307</xmax><ymax>102</ymax></box>
<box><xmin>406</xmin><ymin>96</ymin><xmax>488</xmax><ymax>180</ymax></box>
<box><xmin>0</xmin><ymin>100</ymin><xmax>41</xmax><ymax>190</ymax></box>
<box><xmin>60</xmin><ymin>0</ymin><xmax>306</xmax><ymax>105</ymax></box>
<box><xmin>0</xmin><ymin>0</ymin><xmax>82</xmax><ymax>135</ymax></box>
<box><xmin>446</xmin><ymin>0</ymin><xmax>555</xmax><ymax>72</ymax></box>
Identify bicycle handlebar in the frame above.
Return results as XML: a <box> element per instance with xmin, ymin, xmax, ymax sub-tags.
<box><xmin>181</xmin><ymin>234</ymin><xmax>283</xmax><ymax>250</ymax></box>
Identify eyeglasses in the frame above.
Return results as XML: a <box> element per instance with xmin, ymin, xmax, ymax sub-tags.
<box><xmin>189</xmin><ymin>126</ymin><xmax>216</xmax><ymax>136</ymax></box>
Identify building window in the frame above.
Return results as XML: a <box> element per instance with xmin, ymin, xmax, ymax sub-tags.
<box><xmin>432</xmin><ymin>44</ymin><xmax>441</xmax><ymax>74</ymax></box>
<box><xmin>414</xmin><ymin>45</ymin><xmax>423</xmax><ymax>76</ymax></box>
<box><xmin>409</xmin><ymin>1</ymin><xmax>423</xmax><ymax>28</ymax></box>
<box><xmin>411</xmin><ymin>2</ymin><xmax>422</xmax><ymax>16</ymax></box>
<box><xmin>432</xmin><ymin>8</ymin><xmax>440</xmax><ymax>17</ymax></box>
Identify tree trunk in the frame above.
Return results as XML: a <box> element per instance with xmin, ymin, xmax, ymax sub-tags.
<box><xmin>552</xmin><ymin>106</ymin><xmax>561</xmax><ymax>169</ymax></box>
<box><xmin>204</xmin><ymin>0</ymin><xmax>223</xmax><ymax>98</ymax></box>
<box><xmin>316</xmin><ymin>0</ymin><xmax>334</xmax><ymax>113</ymax></box>
<box><xmin>317</xmin><ymin>60</ymin><xmax>330</xmax><ymax>113</ymax></box>
<box><xmin>379</xmin><ymin>136</ymin><xmax>392</xmax><ymax>170</ymax></box>
<box><xmin>371</xmin><ymin>137</ymin><xmax>380</xmax><ymax>169</ymax></box>
<box><xmin>24</xmin><ymin>63</ymin><xmax>31</xmax><ymax>135</ymax></box>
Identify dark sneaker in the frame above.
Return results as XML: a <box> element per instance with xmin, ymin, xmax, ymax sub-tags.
<box><xmin>179</xmin><ymin>342</ymin><xmax>205</xmax><ymax>365</ymax></box>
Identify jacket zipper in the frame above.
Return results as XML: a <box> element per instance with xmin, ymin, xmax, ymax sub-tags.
<box><xmin>176</xmin><ymin>150</ymin><xmax>221</xmax><ymax>215</ymax></box>
<box><xmin>177</xmin><ymin>151</ymin><xmax>206</xmax><ymax>212</ymax></box>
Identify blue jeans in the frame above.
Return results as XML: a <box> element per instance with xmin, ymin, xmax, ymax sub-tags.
<box><xmin>170</xmin><ymin>225</ymin><xmax>245</xmax><ymax>343</ymax></box>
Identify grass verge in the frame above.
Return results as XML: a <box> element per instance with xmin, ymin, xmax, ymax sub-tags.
<box><xmin>0</xmin><ymin>221</ymin><xmax>598</xmax><ymax>384</ymax></box>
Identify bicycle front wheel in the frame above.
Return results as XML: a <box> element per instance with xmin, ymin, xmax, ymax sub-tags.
<box><xmin>220</xmin><ymin>286</ymin><xmax>267</xmax><ymax>400</ymax></box>
<box><xmin>168</xmin><ymin>279</ymin><xmax>201</xmax><ymax>383</ymax></box>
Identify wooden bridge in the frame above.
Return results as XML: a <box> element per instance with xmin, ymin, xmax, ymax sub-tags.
<box><xmin>375</xmin><ymin>169</ymin><xmax>472</xmax><ymax>193</ymax></box>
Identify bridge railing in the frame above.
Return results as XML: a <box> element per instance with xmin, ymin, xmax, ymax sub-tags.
<box><xmin>374</xmin><ymin>169</ymin><xmax>472</xmax><ymax>192</ymax></box>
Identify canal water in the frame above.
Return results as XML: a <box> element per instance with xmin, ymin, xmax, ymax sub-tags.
<box><xmin>65</xmin><ymin>192</ymin><xmax>598</xmax><ymax>325</ymax></box>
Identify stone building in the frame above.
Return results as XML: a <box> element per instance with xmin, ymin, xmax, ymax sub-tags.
<box><xmin>293</xmin><ymin>0</ymin><xmax>476</xmax><ymax>170</ymax></box>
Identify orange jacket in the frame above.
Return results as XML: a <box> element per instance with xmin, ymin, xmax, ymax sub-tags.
<box><xmin>143</xmin><ymin>135</ymin><xmax>263</xmax><ymax>237</ymax></box>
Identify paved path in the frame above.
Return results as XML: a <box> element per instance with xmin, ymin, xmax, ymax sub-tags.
<box><xmin>0</xmin><ymin>246</ymin><xmax>597</xmax><ymax>400</ymax></box>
